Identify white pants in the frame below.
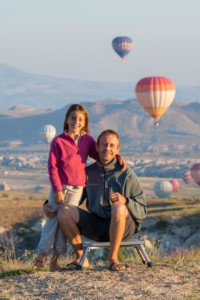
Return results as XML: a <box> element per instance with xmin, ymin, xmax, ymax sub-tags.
<box><xmin>37</xmin><ymin>185</ymin><xmax>83</xmax><ymax>255</ymax></box>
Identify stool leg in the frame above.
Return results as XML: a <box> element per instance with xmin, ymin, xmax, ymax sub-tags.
<box><xmin>76</xmin><ymin>247</ymin><xmax>91</xmax><ymax>270</ymax></box>
<box><xmin>135</xmin><ymin>246</ymin><xmax>146</xmax><ymax>264</ymax></box>
<box><xmin>136</xmin><ymin>245</ymin><xmax>152</xmax><ymax>267</ymax></box>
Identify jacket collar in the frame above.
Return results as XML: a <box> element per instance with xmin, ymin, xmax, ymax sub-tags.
<box><xmin>96</xmin><ymin>157</ymin><xmax>119</xmax><ymax>172</ymax></box>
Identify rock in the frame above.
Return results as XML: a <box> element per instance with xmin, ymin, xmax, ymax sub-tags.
<box><xmin>170</xmin><ymin>225</ymin><xmax>193</xmax><ymax>239</ymax></box>
<box><xmin>184</xmin><ymin>229</ymin><xmax>200</xmax><ymax>248</ymax></box>
<box><xmin>141</xmin><ymin>217</ymin><xmax>158</xmax><ymax>229</ymax></box>
<box><xmin>0</xmin><ymin>226</ymin><xmax>7</xmax><ymax>235</ymax></box>
<box><xmin>0</xmin><ymin>181</ymin><xmax>10</xmax><ymax>191</ymax></box>
<box><xmin>159</xmin><ymin>234</ymin><xmax>183</xmax><ymax>251</ymax></box>
<box><xmin>142</xmin><ymin>235</ymin><xmax>154</xmax><ymax>249</ymax></box>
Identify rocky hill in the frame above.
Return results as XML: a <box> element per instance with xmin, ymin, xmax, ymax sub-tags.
<box><xmin>0</xmin><ymin>64</ymin><xmax>133</xmax><ymax>110</ymax></box>
<box><xmin>0</xmin><ymin>64</ymin><xmax>200</xmax><ymax>110</ymax></box>
<box><xmin>1</xmin><ymin>98</ymin><xmax>200</xmax><ymax>154</ymax></box>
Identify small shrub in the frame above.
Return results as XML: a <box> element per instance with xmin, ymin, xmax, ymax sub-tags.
<box><xmin>1</xmin><ymin>193</ymin><xmax>9</xmax><ymax>198</ymax></box>
<box><xmin>0</xmin><ymin>230</ymin><xmax>18</xmax><ymax>260</ymax></box>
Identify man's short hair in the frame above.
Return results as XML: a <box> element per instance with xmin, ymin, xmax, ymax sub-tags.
<box><xmin>97</xmin><ymin>129</ymin><xmax>121</xmax><ymax>146</ymax></box>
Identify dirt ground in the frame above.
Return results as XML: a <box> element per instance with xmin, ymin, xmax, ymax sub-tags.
<box><xmin>0</xmin><ymin>261</ymin><xmax>199</xmax><ymax>300</ymax></box>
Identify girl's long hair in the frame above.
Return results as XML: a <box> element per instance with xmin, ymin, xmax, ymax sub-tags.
<box><xmin>63</xmin><ymin>104</ymin><xmax>89</xmax><ymax>133</ymax></box>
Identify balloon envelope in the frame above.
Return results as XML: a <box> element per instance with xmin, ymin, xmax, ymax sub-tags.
<box><xmin>112</xmin><ymin>36</ymin><xmax>133</xmax><ymax>60</ymax></box>
<box><xmin>135</xmin><ymin>76</ymin><xmax>176</xmax><ymax>126</ymax></box>
<box><xmin>39</xmin><ymin>124</ymin><xmax>56</xmax><ymax>144</ymax></box>
<box><xmin>169</xmin><ymin>180</ymin><xmax>179</xmax><ymax>192</ymax></box>
<box><xmin>190</xmin><ymin>163</ymin><xmax>200</xmax><ymax>186</ymax></box>
<box><xmin>153</xmin><ymin>180</ymin><xmax>173</xmax><ymax>198</ymax></box>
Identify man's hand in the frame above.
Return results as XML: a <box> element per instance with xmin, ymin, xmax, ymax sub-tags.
<box><xmin>110</xmin><ymin>192</ymin><xmax>127</xmax><ymax>204</ymax></box>
<box><xmin>43</xmin><ymin>203</ymin><xmax>57</xmax><ymax>218</ymax></box>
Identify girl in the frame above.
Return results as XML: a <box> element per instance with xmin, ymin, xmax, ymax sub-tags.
<box><xmin>34</xmin><ymin>104</ymin><xmax>98</xmax><ymax>271</ymax></box>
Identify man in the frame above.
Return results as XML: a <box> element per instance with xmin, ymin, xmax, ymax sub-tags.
<box><xmin>58</xmin><ymin>129</ymin><xmax>147</xmax><ymax>271</ymax></box>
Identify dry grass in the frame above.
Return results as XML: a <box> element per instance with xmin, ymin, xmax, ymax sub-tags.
<box><xmin>0</xmin><ymin>191</ymin><xmax>46</xmax><ymax>229</ymax></box>
<box><xmin>147</xmin><ymin>196</ymin><xmax>200</xmax><ymax>219</ymax></box>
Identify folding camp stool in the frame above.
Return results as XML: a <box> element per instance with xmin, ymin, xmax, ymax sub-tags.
<box><xmin>76</xmin><ymin>238</ymin><xmax>152</xmax><ymax>269</ymax></box>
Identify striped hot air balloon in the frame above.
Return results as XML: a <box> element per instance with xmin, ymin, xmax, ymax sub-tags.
<box><xmin>135</xmin><ymin>76</ymin><xmax>176</xmax><ymax>126</ymax></box>
<box><xmin>153</xmin><ymin>180</ymin><xmax>173</xmax><ymax>198</ymax></box>
<box><xmin>169</xmin><ymin>179</ymin><xmax>179</xmax><ymax>192</ymax></box>
<box><xmin>112</xmin><ymin>36</ymin><xmax>133</xmax><ymax>60</ymax></box>
<box><xmin>190</xmin><ymin>163</ymin><xmax>200</xmax><ymax>186</ymax></box>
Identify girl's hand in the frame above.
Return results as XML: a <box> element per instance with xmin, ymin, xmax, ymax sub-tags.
<box><xmin>55</xmin><ymin>191</ymin><xmax>64</xmax><ymax>204</ymax></box>
<box><xmin>116</xmin><ymin>154</ymin><xmax>126</xmax><ymax>171</ymax></box>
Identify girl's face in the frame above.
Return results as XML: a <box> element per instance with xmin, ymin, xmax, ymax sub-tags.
<box><xmin>67</xmin><ymin>110</ymin><xmax>85</xmax><ymax>135</ymax></box>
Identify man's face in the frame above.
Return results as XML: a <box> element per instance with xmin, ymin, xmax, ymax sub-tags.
<box><xmin>96</xmin><ymin>133</ymin><xmax>120</xmax><ymax>165</ymax></box>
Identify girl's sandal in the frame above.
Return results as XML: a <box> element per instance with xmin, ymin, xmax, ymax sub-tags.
<box><xmin>49</xmin><ymin>263</ymin><xmax>62</xmax><ymax>272</ymax></box>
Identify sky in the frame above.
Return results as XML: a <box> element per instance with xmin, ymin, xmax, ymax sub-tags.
<box><xmin>0</xmin><ymin>0</ymin><xmax>200</xmax><ymax>86</ymax></box>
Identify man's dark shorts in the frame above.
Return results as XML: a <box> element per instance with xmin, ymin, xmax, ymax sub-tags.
<box><xmin>77</xmin><ymin>208</ymin><xmax>136</xmax><ymax>242</ymax></box>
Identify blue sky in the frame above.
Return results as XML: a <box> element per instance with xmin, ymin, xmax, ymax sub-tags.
<box><xmin>0</xmin><ymin>0</ymin><xmax>200</xmax><ymax>86</ymax></box>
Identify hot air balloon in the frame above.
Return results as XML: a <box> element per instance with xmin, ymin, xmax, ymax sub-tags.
<box><xmin>39</xmin><ymin>124</ymin><xmax>56</xmax><ymax>144</ymax></box>
<box><xmin>112</xmin><ymin>36</ymin><xmax>133</xmax><ymax>60</ymax></box>
<box><xmin>153</xmin><ymin>180</ymin><xmax>173</xmax><ymax>198</ymax></box>
<box><xmin>169</xmin><ymin>179</ymin><xmax>179</xmax><ymax>192</ymax></box>
<box><xmin>182</xmin><ymin>170</ymin><xmax>192</xmax><ymax>185</ymax></box>
<box><xmin>190</xmin><ymin>163</ymin><xmax>200</xmax><ymax>186</ymax></box>
<box><xmin>135</xmin><ymin>76</ymin><xmax>176</xmax><ymax>126</ymax></box>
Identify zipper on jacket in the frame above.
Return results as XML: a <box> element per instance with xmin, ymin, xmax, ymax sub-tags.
<box><xmin>103</xmin><ymin>169</ymin><xmax>112</xmax><ymax>206</ymax></box>
<box><xmin>103</xmin><ymin>168</ymin><xmax>107</xmax><ymax>206</ymax></box>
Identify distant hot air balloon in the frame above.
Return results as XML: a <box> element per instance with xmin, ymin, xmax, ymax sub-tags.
<box><xmin>135</xmin><ymin>76</ymin><xmax>176</xmax><ymax>126</ymax></box>
<box><xmin>190</xmin><ymin>163</ymin><xmax>200</xmax><ymax>186</ymax></box>
<box><xmin>169</xmin><ymin>179</ymin><xmax>179</xmax><ymax>192</ymax></box>
<box><xmin>153</xmin><ymin>180</ymin><xmax>173</xmax><ymax>198</ymax></box>
<box><xmin>182</xmin><ymin>170</ymin><xmax>192</xmax><ymax>185</ymax></box>
<box><xmin>112</xmin><ymin>36</ymin><xmax>133</xmax><ymax>60</ymax></box>
<box><xmin>39</xmin><ymin>124</ymin><xmax>56</xmax><ymax>144</ymax></box>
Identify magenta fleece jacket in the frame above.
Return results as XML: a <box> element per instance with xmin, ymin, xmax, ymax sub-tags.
<box><xmin>48</xmin><ymin>132</ymin><xmax>98</xmax><ymax>192</ymax></box>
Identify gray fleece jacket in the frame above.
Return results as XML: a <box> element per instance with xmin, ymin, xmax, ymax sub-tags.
<box><xmin>81</xmin><ymin>158</ymin><xmax>147</xmax><ymax>232</ymax></box>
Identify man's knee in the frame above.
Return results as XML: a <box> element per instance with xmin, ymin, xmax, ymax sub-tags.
<box><xmin>58</xmin><ymin>205</ymin><xmax>79</xmax><ymax>224</ymax></box>
<box><xmin>112</xmin><ymin>202</ymin><xmax>128</xmax><ymax>219</ymax></box>
<box><xmin>58</xmin><ymin>205</ymin><xmax>71</xmax><ymax>224</ymax></box>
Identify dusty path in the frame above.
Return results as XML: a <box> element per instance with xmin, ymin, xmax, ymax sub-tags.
<box><xmin>0</xmin><ymin>262</ymin><xmax>199</xmax><ymax>300</ymax></box>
